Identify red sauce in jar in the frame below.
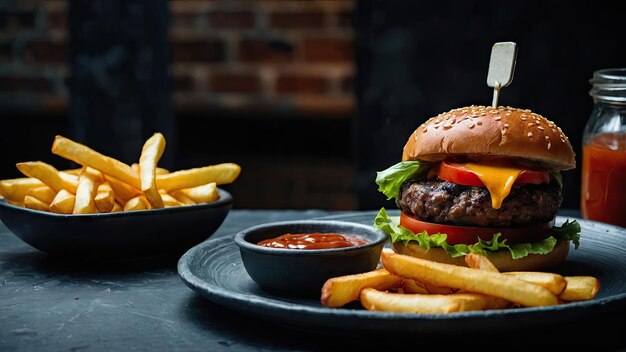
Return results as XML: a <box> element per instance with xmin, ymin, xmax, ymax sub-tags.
<box><xmin>257</xmin><ymin>233</ymin><xmax>368</xmax><ymax>250</ymax></box>
<box><xmin>581</xmin><ymin>132</ymin><xmax>626</xmax><ymax>227</ymax></box>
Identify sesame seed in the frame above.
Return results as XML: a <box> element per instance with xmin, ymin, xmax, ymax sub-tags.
<box><xmin>521</xmin><ymin>117</ymin><xmax>527</xmax><ymax>121</ymax></box>
<box><xmin>561</xmin><ymin>138</ymin><xmax>565</xmax><ymax>143</ymax></box>
<box><xmin>495</xmin><ymin>116</ymin><xmax>501</xmax><ymax>121</ymax></box>
<box><xmin>422</xmin><ymin>128</ymin><xmax>427</xmax><ymax>133</ymax></box>
<box><xmin>477</xmin><ymin>121</ymin><xmax>482</xmax><ymax>125</ymax></box>
<box><xmin>505</xmin><ymin>112</ymin><xmax>511</xmax><ymax>116</ymax></box>
<box><xmin>504</xmin><ymin>123</ymin><xmax>510</xmax><ymax>128</ymax></box>
<box><xmin>443</xmin><ymin>124</ymin><xmax>452</xmax><ymax>129</ymax></box>
<box><xmin>528</xmin><ymin>132</ymin><xmax>533</xmax><ymax>138</ymax></box>
<box><xmin>545</xmin><ymin>136</ymin><xmax>550</xmax><ymax>140</ymax></box>
<box><xmin>469</xmin><ymin>123</ymin><xmax>475</xmax><ymax>129</ymax></box>
<box><xmin>537</xmin><ymin>126</ymin><xmax>544</xmax><ymax>131</ymax></box>
<box><xmin>433</xmin><ymin>125</ymin><xmax>439</xmax><ymax>129</ymax></box>
<box><xmin>528</xmin><ymin>123</ymin><xmax>535</xmax><ymax>127</ymax></box>
<box><xmin>547</xmin><ymin>142</ymin><xmax>551</xmax><ymax>150</ymax></box>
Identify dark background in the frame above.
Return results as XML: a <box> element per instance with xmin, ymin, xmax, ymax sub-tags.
<box><xmin>1</xmin><ymin>0</ymin><xmax>625</xmax><ymax>211</ymax></box>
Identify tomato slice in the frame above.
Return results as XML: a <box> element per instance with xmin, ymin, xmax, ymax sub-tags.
<box><xmin>437</xmin><ymin>161</ymin><xmax>550</xmax><ymax>187</ymax></box>
<box><xmin>399</xmin><ymin>212</ymin><xmax>555</xmax><ymax>245</ymax></box>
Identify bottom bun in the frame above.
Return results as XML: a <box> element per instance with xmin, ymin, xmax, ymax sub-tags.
<box><xmin>392</xmin><ymin>240</ymin><xmax>570</xmax><ymax>272</ymax></box>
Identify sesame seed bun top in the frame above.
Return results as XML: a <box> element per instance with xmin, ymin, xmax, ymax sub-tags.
<box><xmin>402</xmin><ymin>105</ymin><xmax>576</xmax><ymax>170</ymax></box>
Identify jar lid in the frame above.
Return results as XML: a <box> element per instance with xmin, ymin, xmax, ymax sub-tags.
<box><xmin>590</xmin><ymin>68</ymin><xmax>626</xmax><ymax>104</ymax></box>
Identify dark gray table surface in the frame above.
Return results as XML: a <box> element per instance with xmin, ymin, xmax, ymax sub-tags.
<box><xmin>1</xmin><ymin>209</ymin><xmax>624</xmax><ymax>351</ymax></box>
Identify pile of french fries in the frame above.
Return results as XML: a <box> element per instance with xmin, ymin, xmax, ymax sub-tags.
<box><xmin>321</xmin><ymin>249</ymin><xmax>600</xmax><ymax>313</ymax></box>
<box><xmin>0</xmin><ymin>134</ymin><xmax>241</xmax><ymax>214</ymax></box>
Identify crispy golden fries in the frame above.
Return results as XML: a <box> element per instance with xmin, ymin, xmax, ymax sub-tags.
<box><xmin>503</xmin><ymin>271</ymin><xmax>567</xmax><ymax>296</ymax></box>
<box><xmin>322</xmin><ymin>249</ymin><xmax>599</xmax><ymax>315</ymax></box>
<box><xmin>0</xmin><ymin>177</ymin><xmax>44</xmax><ymax>201</ymax></box>
<box><xmin>105</xmin><ymin>175</ymin><xmax>141</xmax><ymax>204</ymax></box>
<box><xmin>94</xmin><ymin>182</ymin><xmax>115</xmax><ymax>213</ymax></box>
<box><xmin>180</xmin><ymin>182</ymin><xmax>219</xmax><ymax>203</ymax></box>
<box><xmin>26</xmin><ymin>186</ymin><xmax>56</xmax><ymax>204</ymax></box>
<box><xmin>2</xmin><ymin>133</ymin><xmax>239</xmax><ymax>214</ymax></box>
<box><xmin>124</xmin><ymin>196</ymin><xmax>150</xmax><ymax>212</ymax></box>
<box><xmin>401</xmin><ymin>278</ymin><xmax>456</xmax><ymax>295</ymax></box>
<box><xmin>139</xmin><ymin>133</ymin><xmax>166</xmax><ymax>208</ymax></box>
<box><xmin>73</xmin><ymin>168</ymin><xmax>101</xmax><ymax>214</ymax></box>
<box><xmin>361</xmin><ymin>288</ymin><xmax>511</xmax><ymax>314</ymax></box>
<box><xmin>49</xmin><ymin>189</ymin><xmax>75</xmax><ymax>214</ymax></box>
<box><xmin>24</xmin><ymin>195</ymin><xmax>50</xmax><ymax>211</ymax></box>
<box><xmin>321</xmin><ymin>269</ymin><xmax>401</xmax><ymax>308</ymax></box>
<box><xmin>381</xmin><ymin>250</ymin><xmax>559</xmax><ymax>307</ymax></box>
<box><xmin>132</xmin><ymin>163</ymin><xmax>169</xmax><ymax>175</ymax></box>
<box><xmin>559</xmin><ymin>276</ymin><xmax>600</xmax><ymax>301</ymax></box>
<box><xmin>170</xmin><ymin>190</ymin><xmax>196</xmax><ymax>206</ymax></box>
<box><xmin>112</xmin><ymin>201</ymin><xmax>123</xmax><ymax>212</ymax></box>
<box><xmin>51</xmin><ymin>135</ymin><xmax>140</xmax><ymax>189</ymax></box>
<box><xmin>160</xmin><ymin>191</ymin><xmax>183</xmax><ymax>207</ymax></box>
<box><xmin>465</xmin><ymin>253</ymin><xmax>500</xmax><ymax>273</ymax></box>
<box><xmin>156</xmin><ymin>163</ymin><xmax>240</xmax><ymax>191</ymax></box>
<box><xmin>16</xmin><ymin>161</ymin><xmax>78</xmax><ymax>193</ymax></box>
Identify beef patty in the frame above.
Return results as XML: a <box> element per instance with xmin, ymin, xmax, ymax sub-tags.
<box><xmin>397</xmin><ymin>178</ymin><xmax>562</xmax><ymax>227</ymax></box>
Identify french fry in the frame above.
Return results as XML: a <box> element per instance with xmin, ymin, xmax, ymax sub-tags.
<box><xmin>51</xmin><ymin>135</ymin><xmax>140</xmax><ymax>189</ymax></box>
<box><xmin>105</xmin><ymin>175</ymin><xmax>141</xmax><ymax>204</ymax></box>
<box><xmin>25</xmin><ymin>186</ymin><xmax>56</xmax><ymax>204</ymax></box>
<box><xmin>132</xmin><ymin>163</ymin><xmax>169</xmax><ymax>175</ymax></box>
<box><xmin>399</xmin><ymin>278</ymin><xmax>430</xmax><ymax>294</ymax></box>
<box><xmin>139</xmin><ymin>133</ymin><xmax>165</xmax><ymax>208</ymax></box>
<box><xmin>321</xmin><ymin>269</ymin><xmax>402</xmax><ymax>308</ymax></box>
<box><xmin>170</xmin><ymin>190</ymin><xmax>196</xmax><ymax>206</ymax></box>
<box><xmin>503</xmin><ymin>271</ymin><xmax>567</xmax><ymax>296</ymax></box>
<box><xmin>156</xmin><ymin>163</ymin><xmax>240</xmax><ymax>191</ymax></box>
<box><xmin>124</xmin><ymin>196</ymin><xmax>150</xmax><ymax>212</ymax></box>
<box><xmin>94</xmin><ymin>182</ymin><xmax>115</xmax><ymax>213</ymax></box>
<box><xmin>381</xmin><ymin>250</ymin><xmax>559</xmax><ymax>307</ymax></box>
<box><xmin>112</xmin><ymin>201</ymin><xmax>123</xmax><ymax>212</ymax></box>
<box><xmin>0</xmin><ymin>177</ymin><xmax>44</xmax><ymax>201</ymax></box>
<box><xmin>24</xmin><ymin>195</ymin><xmax>50</xmax><ymax>211</ymax></box>
<box><xmin>159</xmin><ymin>191</ymin><xmax>183</xmax><ymax>207</ymax></box>
<box><xmin>180</xmin><ymin>182</ymin><xmax>219</xmax><ymax>203</ymax></box>
<box><xmin>465</xmin><ymin>253</ymin><xmax>500</xmax><ymax>273</ymax></box>
<box><xmin>400</xmin><ymin>278</ymin><xmax>456</xmax><ymax>294</ymax></box>
<box><xmin>61</xmin><ymin>168</ymin><xmax>83</xmax><ymax>176</ymax></box>
<box><xmin>73</xmin><ymin>167</ymin><xmax>101</xmax><ymax>214</ymax></box>
<box><xmin>360</xmin><ymin>288</ymin><xmax>511</xmax><ymax>314</ymax></box>
<box><xmin>49</xmin><ymin>189</ymin><xmax>75</xmax><ymax>214</ymax></box>
<box><xmin>560</xmin><ymin>276</ymin><xmax>600</xmax><ymax>301</ymax></box>
<box><xmin>16</xmin><ymin>161</ymin><xmax>78</xmax><ymax>193</ymax></box>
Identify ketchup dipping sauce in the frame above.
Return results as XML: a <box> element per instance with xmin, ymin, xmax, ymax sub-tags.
<box><xmin>258</xmin><ymin>233</ymin><xmax>369</xmax><ymax>250</ymax></box>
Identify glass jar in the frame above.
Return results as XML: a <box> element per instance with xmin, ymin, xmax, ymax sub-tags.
<box><xmin>581</xmin><ymin>68</ymin><xmax>626</xmax><ymax>227</ymax></box>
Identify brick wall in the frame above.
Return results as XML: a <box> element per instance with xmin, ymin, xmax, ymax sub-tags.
<box><xmin>0</xmin><ymin>0</ymin><xmax>358</xmax><ymax>210</ymax></box>
<box><xmin>0</xmin><ymin>0</ymin><xmax>355</xmax><ymax>116</ymax></box>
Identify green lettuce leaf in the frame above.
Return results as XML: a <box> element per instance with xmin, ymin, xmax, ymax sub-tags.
<box><xmin>375</xmin><ymin>161</ymin><xmax>431</xmax><ymax>200</ymax></box>
<box><xmin>373</xmin><ymin>208</ymin><xmax>581</xmax><ymax>259</ymax></box>
<box><xmin>550</xmin><ymin>171</ymin><xmax>563</xmax><ymax>189</ymax></box>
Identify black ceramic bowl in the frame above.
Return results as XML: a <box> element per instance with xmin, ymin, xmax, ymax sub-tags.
<box><xmin>0</xmin><ymin>188</ymin><xmax>233</xmax><ymax>259</ymax></box>
<box><xmin>234</xmin><ymin>220</ymin><xmax>387</xmax><ymax>295</ymax></box>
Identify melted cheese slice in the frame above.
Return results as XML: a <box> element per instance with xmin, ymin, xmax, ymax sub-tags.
<box><xmin>463</xmin><ymin>163</ymin><xmax>524</xmax><ymax>209</ymax></box>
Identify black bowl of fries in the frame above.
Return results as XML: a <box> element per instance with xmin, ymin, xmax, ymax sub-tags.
<box><xmin>0</xmin><ymin>133</ymin><xmax>240</xmax><ymax>259</ymax></box>
<box><xmin>0</xmin><ymin>189</ymin><xmax>233</xmax><ymax>258</ymax></box>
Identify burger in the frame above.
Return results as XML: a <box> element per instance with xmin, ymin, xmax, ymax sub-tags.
<box><xmin>373</xmin><ymin>105</ymin><xmax>581</xmax><ymax>271</ymax></box>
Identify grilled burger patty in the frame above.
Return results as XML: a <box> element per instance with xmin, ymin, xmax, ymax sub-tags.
<box><xmin>398</xmin><ymin>178</ymin><xmax>562</xmax><ymax>227</ymax></box>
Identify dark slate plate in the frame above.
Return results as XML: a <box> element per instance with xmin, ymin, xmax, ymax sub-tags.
<box><xmin>0</xmin><ymin>188</ymin><xmax>233</xmax><ymax>259</ymax></box>
<box><xmin>177</xmin><ymin>212</ymin><xmax>626</xmax><ymax>335</ymax></box>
